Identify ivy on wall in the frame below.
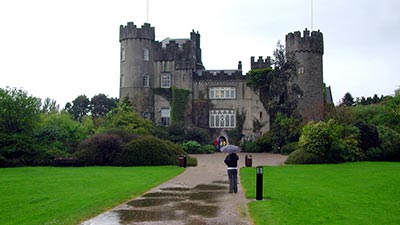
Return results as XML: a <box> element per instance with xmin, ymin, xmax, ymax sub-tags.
<box><xmin>171</xmin><ymin>87</ymin><xmax>191</xmax><ymax>123</ymax></box>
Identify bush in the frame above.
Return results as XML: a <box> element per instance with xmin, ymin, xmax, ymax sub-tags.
<box><xmin>200</xmin><ymin>144</ymin><xmax>215</xmax><ymax>154</ymax></box>
<box><xmin>256</xmin><ymin>132</ymin><xmax>273</xmax><ymax>152</ymax></box>
<box><xmin>186</xmin><ymin>156</ymin><xmax>198</xmax><ymax>167</ymax></box>
<box><xmin>0</xmin><ymin>133</ymin><xmax>57</xmax><ymax>166</ymax></box>
<box><xmin>114</xmin><ymin>135</ymin><xmax>184</xmax><ymax>166</ymax></box>
<box><xmin>185</xmin><ymin>126</ymin><xmax>210</xmax><ymax>145</ymax></box>
<box><xmin>298</xmin><ymin>120</ymin><xmax>362</xmax><ymax>163</ymax></box>
<box><xmin>182</xmin><ymin>141</ymin><xmax>202</xmax><ymax>154</ymax></box>
<box><xmin>168</xmin><ymin>122</ymin><xmax>186</xmax><ymax>143</ymax></box>
<box><xmin>241</xmin><ymin>140</ymin><xmax>261</xmax><ymax>152</ymax></box>
<box><xmin>281</xmin><ymin>142</ymin><xmax>298</xmax><ymax>155</ymax></box>
<box><xmin>75</xmin><ymin>133</ymin><xmax>123</xmax><ymax>166</ymax></box>
<box><xmin>285</xmin><ymin>149</ymin><xmax>325</xmax><ymax>164</ymax></box>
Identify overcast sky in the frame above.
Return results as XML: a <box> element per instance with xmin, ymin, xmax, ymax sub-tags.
<box><xmin>1</xmin><ymin>0</ymin><xmax>399</xmax><ymax>107</ymax></box>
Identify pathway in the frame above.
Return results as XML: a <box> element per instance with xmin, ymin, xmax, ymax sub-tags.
<box><xmin>81</xmin><ymin>153</ymin><xmax>287</xmax><ymax>225</ymax></box>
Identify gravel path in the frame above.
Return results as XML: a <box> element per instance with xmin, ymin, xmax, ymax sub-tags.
<box><xmin>81</xmin><ymin>153</ymin><xmax>287</xmax><ymax>225</ymax></box>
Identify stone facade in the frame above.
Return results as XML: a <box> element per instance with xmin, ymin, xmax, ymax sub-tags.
<box><xmin>119</xmin><ymin>22</ymin><xmax>325</xmax><ymax>138</ymax></box>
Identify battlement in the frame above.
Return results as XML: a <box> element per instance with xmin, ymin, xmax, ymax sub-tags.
<box><xmin>285</xmin><ymin>28</ymin><xmax>323</xmax><ymax>55</ymax></box>
<box><xmin>250</xmin><ymin>56</ymin><xmax>271</xmax><ymax>69</ymax></box>
<box><xmin>119</xmin><ymin>22</ymin><xmax>155</xmax><ymax>41</ymax></box>
<box><xmin>194</xmin><ymin>69</ymin><xmax>245</xmax><ymax>81</ymax></box>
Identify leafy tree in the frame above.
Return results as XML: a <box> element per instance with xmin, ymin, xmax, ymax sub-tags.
<box><xmin>0</xmin><ymin>87</ymin><xmax>41</xmax><ymax>134</ymax></box>
<box><xmin>340</xmin><ymin>92</ymin><xmax>355</xmax><ymax>106</ymax></box>
<box><xmin>40</xmin><ymin>97</ymin><xmax>59</xmax><ymax>113</ymax></box>
<box><xmin>35</xmin><ymin>111</ymin><xmax>92</xmax><ymax>153</ymax></box>
<box><xmin>91</xmin><ymin>94</ymin><xmax>117</xmax><ymax>119</ymax></box>
<box><xmin>354</xmin><ymin>121</ymin><xmax>380</xmax><ymax>153</ymax></box>
<box><xmin>268</xmin><ymin>112</ymin><xmax>302</xmax><ymax>152</ymax></box>
<box><xmin>247</xmin><ymin>41</ymin><xmax>301</xmax><ymax>121</ymax></box>
<box><xmin>97</xmin><ymin>102</ymin><xmax>154</xmax><ymax>135</ymax></box>
<box><xmin>65</xmin><ymin>95</ymin><xmax>91</xmax><ymax>121</ymax></box>
<box><xmin>298</xmin><ymin>120</ymin><xmax>362</xmax><ymax>163</ymax></box>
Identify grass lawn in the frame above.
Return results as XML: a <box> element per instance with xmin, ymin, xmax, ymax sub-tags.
<box><xmin>0</xmin><ymin>166</ymin><xmax>183</xmax><ymax>225</ymax></box>
<box><xmin>241</xmin><ymin>162</ymin><xmax>400</xmax><ymax>225</ymax></box>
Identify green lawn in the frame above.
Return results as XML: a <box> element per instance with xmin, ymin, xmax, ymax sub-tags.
<box><xmin>241</xmin><ymin>162</ymin><xmax>400</xmax><ymax>225</ymax></box>
<box><xmin>0</xmin><ymin>166</ymin><xmax>183</xmax><ymax>225</ymax></box>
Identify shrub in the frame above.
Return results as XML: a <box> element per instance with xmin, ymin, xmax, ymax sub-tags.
<box><xmin>168</xmin><ymin>122</ymin><xmax>186</xmax><ymax>143</ymax></box>
<box><xmin>186</xmin><ymin>156</ymin><xmax>198</xmax><ymax>167</ymax></box>
<box><xmin>256</xmin><ymin>132</ymin><xmax>273</xmax><ymax>152</ymax></box>
<box><xmin>241</xmin><ymin>140</ymin><xmax>261</xmax><ymax>152</ymax></box>
<box><xmin>182</xmin><ymin>140</ymin><xmax>202</xmax><ymax>154</ymax></box>
<box><xmin>115</xmin><ymin>135</ymin><xmax>184</xmax><ymax>166</ymax></box>
<box><xmin>185</xmin><ymin>126</ymin><xmax>211</xmax><ymax>145</ymax></box>
<box><xmin>0</xmin><ymin>133</ymin><xmax>56</xmax><ymax>166</ymax></box>
<box><xmin>75</xmin><ymin>133</ymin><xmax>123</xmax><ymax>166</ymax></box>
<box><xmin>298</xmin><ymin>120</ymin><xmax>362</xmax><ymax>163</ymax></box>
<box><xmin>200</xmin><ymin>144</ymin><xmax>215</xmax><ymax>154</ymax></box>
<box><xmin>285</xmin><ymin>149</ymin><xmax>325</xmax><ymax>164</ymax></box>
<box><xmin>281</xmin><ymin>142</ymin><xmax>298</xmax><ymax>155</ymax></box>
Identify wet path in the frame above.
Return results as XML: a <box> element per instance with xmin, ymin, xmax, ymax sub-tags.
<box><xmin>81</xmin><ymin>153</ymin><xmax>287</xmax><ymax>225</ymax></box>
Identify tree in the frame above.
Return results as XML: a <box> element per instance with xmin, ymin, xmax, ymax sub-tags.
<box><xmin>246</xmin><ymin>41</ymin><xmax>301</xmax><ymax>122</ymax></box>
<box><xmin>40</xmin><ymin>97</ymin><xmax>59</xmax><ymax>113</ymax></box>
<box><xmin>91</xmin><ymin>94</ymin><xmax>118</xmax><ymax>119</ymax></box>
<box><xmin>65</xmin><ymin>95</ymin><xmax>91</xmax><ymax>121</ymax></box>
<box><xmin>0</xmin><ymin>87</ymin><xmax>41</xmax><ymax>134</ymax></box>
<box><xmin>340</xmin><ymin>92</ymin><xmax>355</xmax><ymax>106</ymax></box>
<box><xmin>97</xmin><ymin>101</ymin><xmax>154</xmax><ymax>135</ymax></box>
<box><xmin>36</xmin><ymin>111</ymin><xmax>92</xmax><ymax>153</ymax></box>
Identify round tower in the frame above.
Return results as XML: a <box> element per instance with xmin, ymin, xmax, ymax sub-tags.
<box><xmin>285</xmin><ymin>28</ymin><xmax>324</xmax><ymax>121</ymax></box>
<box><xmin>119</xmin><ymin>22</ymin><xmax>155</xmax><ymax>118</ymax></box>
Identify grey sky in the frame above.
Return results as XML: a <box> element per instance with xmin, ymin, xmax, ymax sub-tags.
<box><xmin>1</xmin><ymin>0</ymin><xmax>399</xmax><ymax>107</ymax></box>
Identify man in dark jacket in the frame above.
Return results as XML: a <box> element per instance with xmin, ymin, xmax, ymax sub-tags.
<box><xmin>224</xmin><ymin>153</ymin><xmax>239</xmax><ymax>193</ymax></box>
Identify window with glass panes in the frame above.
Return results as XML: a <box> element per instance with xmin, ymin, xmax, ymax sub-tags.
<box><xmin>209</xmin><ymin>87</ymin><xmax>236</xmax><ymax>99</ymax></box>
<box><xmin>161</xmin><ymin>74</ymin><xmax>171</xmax><ymax>88</ymax></box>
<box><xmin>143</xmin><ymin>74</ymin><xmax>150</xmax><ymax>87</ymax></box>
<box><xmin>209</xmin><ymin>110</ymin><xmax>235</xmax><ymax>128</ymax></box>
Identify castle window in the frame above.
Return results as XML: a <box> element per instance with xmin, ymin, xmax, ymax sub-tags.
<box><xmin>209</xmin><ymin>87</ymin><xmax>236</xmax><ymax>99</ymax></box>
<box><xmin>161</xmin><ymin>108</ymin><xmax>171</xmax><ymax>126</ymax></box>
<box><xmin>121</xmin><ymin>74</ymin><xmax>125</xmax><ymax>87</ymax></box>
<box><xmin>209</xmin><ymin>110</ymin><xmax>235</xmax><ymax>128</ymax></box>
<box><xmin>144</xmin><ymin>48</ymin><xmax>149</xmax><ymax>61</ymax></box>
<box><xmin>121</xmin><ymin>46</ymin><xmax>125</xmax><ymax>62</ymax></box>
<box><xmin>161</xmin><ymin>74</ymin><xmax>171</xmax><ymax>88</ymax></box>
<box><xmin>143</xmin><ymin>74</ymin><xmax>150</xmax><ymax>87</ymax></box>
<box><xmin>298</xmin><ymin>66</ymin><xmax>304</xmax><ymax>74</ymax></box>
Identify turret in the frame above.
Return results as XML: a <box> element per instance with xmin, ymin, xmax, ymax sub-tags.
<box><xmin>285</xmin><ymin>28</ymin><xmax>324</xmax><ymax>121</ymax></box>
<box><xmin>119</xmin><ymin>22</ymin><xmax>155</xmax><ymax>118</ymax></box>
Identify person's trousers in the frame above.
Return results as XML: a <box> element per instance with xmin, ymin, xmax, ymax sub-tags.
<box><xmin>227</xmin><ymin>169</ymin><xmax>238</xmax><ymax>193</ymax></box>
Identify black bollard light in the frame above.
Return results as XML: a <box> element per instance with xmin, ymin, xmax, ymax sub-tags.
<box><xmin>256</xmin><ymin>166</ymin><xmax>263</xmax><ymax>200</ymax></box>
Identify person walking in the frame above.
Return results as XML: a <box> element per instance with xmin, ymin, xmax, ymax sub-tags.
<box><xmin>224</xmin><ymin>153</ymin><xmax>239</xmax><ymax>193</ymax></box>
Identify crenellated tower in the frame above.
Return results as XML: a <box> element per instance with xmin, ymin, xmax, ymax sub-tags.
<box><xmin>119</xmin><ymin>22</ymin><xmax>155</xmax><ymax>118</ymax></box>
<box><xmin>286</xmin><ymin>28</ymin><xmax>324</xmax><ymax>121</ymax></box>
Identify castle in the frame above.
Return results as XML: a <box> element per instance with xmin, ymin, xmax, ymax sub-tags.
<box><xmin>119</xmin><ymin>22</ymin><xmax>327</xmax><ymax>138</ymax></box>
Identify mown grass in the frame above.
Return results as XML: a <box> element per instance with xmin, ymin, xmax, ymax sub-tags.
<box><xmin>241</xmin><ymin>162</ymin><xmax>400</xmax><ymax>225</ymax></box>
<box><xmin>0</xmin><ymin>166</ymin><xmax>183</xmax><ymax>225</ymax></box>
